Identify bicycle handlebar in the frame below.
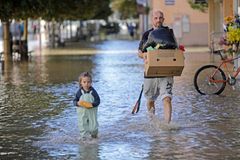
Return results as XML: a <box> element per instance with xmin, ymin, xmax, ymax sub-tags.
<box><xmin>217</xmin><ymin>49</ymin><xmax>240</xmax><ymax>61</ymax></box>
<box><xmin>217</xmin><ymin>50</ymin><xmax>227</xmax><ymax>60</ymax></box>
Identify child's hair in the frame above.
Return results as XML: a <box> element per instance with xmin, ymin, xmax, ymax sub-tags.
<box><xmin>79</xmin><ymin>72</ymin><xmax>92</xmax><ymax>86</ymax></box>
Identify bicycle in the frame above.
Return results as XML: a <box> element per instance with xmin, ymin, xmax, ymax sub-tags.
<box><xmin>194</xmin><ymin>50</ymin><xmax>240</xmax><ymax>95</ymax></box>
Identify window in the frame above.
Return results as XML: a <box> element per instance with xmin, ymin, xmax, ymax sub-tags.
<box><xmin>165</xmin><ymin>0</ymin><xmax>175</xmax><ymax>5</ymax></box>
<box><xmin>182</xmin><ymin>15</ymin><xmax>190</xmax><ymax>33</ymax></box>
<box><xmin>193</xmin><ymin>0</ymin><xmax>207</xmax><ymax>3</ymax></box>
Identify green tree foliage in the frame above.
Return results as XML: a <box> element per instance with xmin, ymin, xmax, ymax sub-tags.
<box><xmin>91</xmin><ymin>0</ymin><xmax>112</xmax><ymax>20</ymax></box>
<box><xmin>41</xmin><ymin>0</ymin><xmax>112</xmax><ymax>20</ymax></box>
<box><xmin>0</xmin><ymin>0</ymin><xmax>43</xmax><ymax>21</ymax></box>
<box><xmin>0</xmin><ymin>0</ymin><xmax>112</xmax><ymax>21</ymax></box>
<box><xmin>111</xmin><ymin>0</ymin><xmax>138</xmax><ymax>19</ymax></box>
<box><xmin>188</xmin><ymin>0</ymin><xmax>208</xmax><ymax>13</ymax></box>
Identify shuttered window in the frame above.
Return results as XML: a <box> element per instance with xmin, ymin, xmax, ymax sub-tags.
<box><xmin>165</xmin><ymin>0</ymin><xmax>175</xmax><ymax>5</ymax></box>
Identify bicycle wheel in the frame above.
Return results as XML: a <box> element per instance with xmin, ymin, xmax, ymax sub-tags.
<box><xmin>194</xmin><ymin>65</ymin><xmax>226</xmax><ymax>95</ymax></box>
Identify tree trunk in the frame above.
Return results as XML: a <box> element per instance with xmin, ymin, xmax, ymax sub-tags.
<box><xmin>38</xmin><ymin>19</ymin><xmax>42</xmax><ymax>50</ymax></box>
<box><xmin>50</xmin><ymin>20</ymin><xmax>56</xmax><ymax>48</ymax></box>
<box><xmin>70</xmin><ymin>20</ymin><xmax>72</xmax><ymax>39</ymax></box>
<box><xmin>3</xmin><ymin>21</ymin><xmax>12</xmax><ymax>62</ymax></box>
<box><xmin>21</xmin><ymin>19</ymin><xmax>29</xmax><ymax>61</ymax></box>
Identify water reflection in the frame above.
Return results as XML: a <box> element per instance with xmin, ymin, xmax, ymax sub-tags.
<box><xmin>0</xmin><ymin>41</ymin><xmax>240</xmax><ymax>159</ymax></box>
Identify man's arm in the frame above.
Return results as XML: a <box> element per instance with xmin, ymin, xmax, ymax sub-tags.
<box><xmin>138</xmin><ymin>29</ymin><xmax>152</xmax><ymax>59</ymax></box>
<box><xmin>138</xmin><ymin>50</ymin><xmax>148</xmax><ymax>66</ymax></box>
<box><xmin>138</xmin><ymin>50</ymin><xmax>144</xmax><ymax>59</ymax></box>
<box><xmin>138</xmin><ymin>29</ymin><xmax>152</xmax><ymax>52</ymax></box>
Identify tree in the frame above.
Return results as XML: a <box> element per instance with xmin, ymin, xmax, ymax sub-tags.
<box><xmin>0</xmin><ymin>0</ymin><xmax>112</xmax><ymax>61</ymax></box>
<box><xmin>0</xmin><ymin>0</ymin><xmax>112</xmax><ymax>21</ymax></box>
<box><xmin>111</xmin><ymin>0</ymin><xmax>138</xmax><ymax>19</ymax></box>
<box><xmin>188</xmin><ymin>0</ymin><xmax>208</xmax><ymax>13</ymax></box>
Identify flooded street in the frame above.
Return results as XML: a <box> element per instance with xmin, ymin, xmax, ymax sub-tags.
<box><xmin>0</xmin><ymin>40</ymin><xmax>240</xmax><ymax>159</ymax></box>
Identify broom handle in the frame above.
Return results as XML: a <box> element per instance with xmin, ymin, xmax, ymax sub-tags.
<box><xmin>132</xmin><ymin>85</ymin><xmax>144</xmax><ymax>114</ymax></box>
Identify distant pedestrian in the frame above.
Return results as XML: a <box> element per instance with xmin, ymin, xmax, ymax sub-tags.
<box><xmin>128</xmin><ymin>23</ymin><xmax>135</xmax><ymax>39</ymax></box>
<box><xmin>33</xmin><ymin>25</ymin><xmax>37</xmax><ymax>35</ymax></box>
<box><xmin>73</xmin><ymin>72</ymin><xmax>100</xmax><ymax>139</ymax></box>
<box><xmin>19</xmin><ymin>23</ymin><xmax>24</xmax><ymax>39</ymax></box>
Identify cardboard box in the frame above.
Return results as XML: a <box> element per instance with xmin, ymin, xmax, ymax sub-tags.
<box><xmin>144</xmin><ymin>49</ymin><xmax>184</xmax><ymax>77</ymax></box>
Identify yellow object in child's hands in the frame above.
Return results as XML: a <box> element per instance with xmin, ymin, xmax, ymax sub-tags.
<box><xmin>78</xmin><ymin>100</ymin><xmax>93</xmax><ymax>108</ymax></box>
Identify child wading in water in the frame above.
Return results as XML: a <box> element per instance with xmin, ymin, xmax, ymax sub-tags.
<box><xmin>73</xmin><ymin>72</ymin><xmax>100</xmax><ymax>139</ymax></box>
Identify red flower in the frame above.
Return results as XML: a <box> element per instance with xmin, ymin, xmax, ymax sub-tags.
<box><xmin>179</xmin><ymin>45</ymin><xmax>185</xmax><ymax>52</ymax></box>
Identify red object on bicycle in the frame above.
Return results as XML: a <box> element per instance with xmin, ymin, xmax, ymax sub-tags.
<box><xmin>179</xmin><ymin>45</ymin><xmax>185</xmax><ymax>52</ymax></box>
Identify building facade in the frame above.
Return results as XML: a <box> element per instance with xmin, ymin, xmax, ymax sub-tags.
<box><xmin>145</xmin><ymin>0</ymin><xmax>209</xmax><ymax>46</ymax></box>
<box><xmin>138</xmin><ymin>0</ymin><xmax>240</xmax><ymax>47</ymax></box>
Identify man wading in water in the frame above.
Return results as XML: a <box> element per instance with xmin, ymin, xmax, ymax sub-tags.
<box><xmin>138</xmin><ymin>10</ymin><xmax>177</xmax><ymax>124</ymax></box>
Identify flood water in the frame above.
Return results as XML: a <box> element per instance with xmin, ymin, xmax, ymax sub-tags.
<box><xmin>0</xmin><ymin>40</ymin><xmax>240</xmax><ymax>160</ymax></box>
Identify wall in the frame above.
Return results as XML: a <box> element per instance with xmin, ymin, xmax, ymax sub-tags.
<box><xmin>150</xmin><ymin>0</ymin><xmax>209</xmax><ymax>46</ymax></box>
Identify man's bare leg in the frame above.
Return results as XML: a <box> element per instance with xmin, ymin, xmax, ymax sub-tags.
<box><xmin>147</xmin><ymin>100</ymin><xmax>155</xmax><ymax>114</ymax></box>
<box><xmin>163</xmin><ymin>97</ymin><xmax>172</xmax><ymax>123</ymax></box>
